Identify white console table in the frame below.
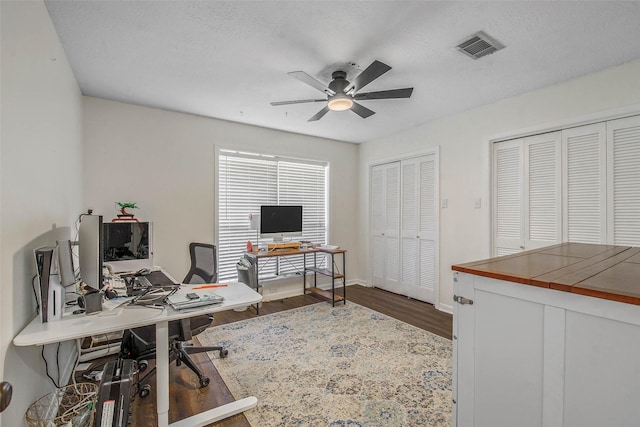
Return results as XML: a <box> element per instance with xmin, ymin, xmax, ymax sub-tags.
<box><xmin>452</xmin><ymin>243</ymin><xmax>640</xmax><ymax>427</ymax></box>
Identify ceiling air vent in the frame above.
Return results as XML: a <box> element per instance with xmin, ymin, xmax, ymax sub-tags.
<box><xmin>456</xmin><ymin>31</ymin><xmax>504</xmax><ymax>60</ymax></box>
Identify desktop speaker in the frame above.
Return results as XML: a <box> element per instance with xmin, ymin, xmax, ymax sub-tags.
<box><xmin>34</xmin><ymin>247</ymin><xmax>65</xmax><ymax>323</ymax></box>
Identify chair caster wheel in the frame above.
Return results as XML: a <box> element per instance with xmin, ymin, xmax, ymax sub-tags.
<box><xmin>199</xmin><ymin>377</ymin><xmax>210</xmax><ymax>388</ymax></box>
<box><xmin>138</xmin><ymin>360</ymin><xmax>148</xmax><ymax>372</ymax></box>
<box><xmin>220</xmin><ymin>349</ymin><xmax>229</xmax><ymax>359</ymax></box>
<box><xmin>139</xmin><ymin>384</ymin><xmax>151</xmax><ymax>398</ymax></box>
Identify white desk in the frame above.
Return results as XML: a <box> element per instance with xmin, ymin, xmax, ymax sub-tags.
<box><xmin>14</xmin><ymin>281</ymin><xmax>263</xmax><ymax>427</ymax></box>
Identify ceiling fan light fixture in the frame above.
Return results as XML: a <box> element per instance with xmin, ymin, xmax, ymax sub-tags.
<box><xmin>327</xmin><ymin>94</ymin><xmax>353</xmax><ymax>111</ymax></box>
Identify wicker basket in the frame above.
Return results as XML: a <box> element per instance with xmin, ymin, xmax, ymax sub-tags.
<box><xmin>25</xmin><ymin>383</ymin><xmax>97</xmax><ymax>427</ymax></box>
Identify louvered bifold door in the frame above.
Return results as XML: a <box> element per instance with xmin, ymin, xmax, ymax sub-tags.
<box><xmin>371</xmin><ymin>164</ymin><xmax>386</xmax><ymax>287</ymax></box>
<box><xmin>384</xmin><ymin>163</ymin><xmax>401</xmax><ymax>290</ymax></box>
<box><xmin>562</xmin><ymin>123</ymin><xmax>606</xmax><ymax>243</ymax></box>
<box><xmin>415</xmin><ymin>155</ymin><xmax>437</xmax><ymax>303</ymax></box>
<box><xmin>607</xmin><ymin>115</ymin><xmax>640</xmax><ymax>246</ymax></box>
<box><xmin>400</xmin><ymin>159</ymin><xmax>418</xmax><ymax>296</ymax></box>
<box><xmin>524</xmin><ymin>132</ymin><xmax>561</xmax><ymax>249</ymax></box>
<box><xmin>493</xmin><ymin>139</ymin><xmax>524</xmax><ymax>256</ymax></box>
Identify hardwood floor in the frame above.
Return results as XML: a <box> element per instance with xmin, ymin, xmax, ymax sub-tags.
<box><xmin>119</xmin><ymin>285</ymin><xmax>452</xmax><ymax>426</ymax></box>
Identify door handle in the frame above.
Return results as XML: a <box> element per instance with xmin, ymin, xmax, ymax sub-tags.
<box><xmin>0</xmin><ymin>382</ymin><xmax>12</xmax><ymax>412</ymax></box>
<box><xmin>453</xmin><ymin>295</ymin><xmax>474</xmax><ymax>305</ymax></box>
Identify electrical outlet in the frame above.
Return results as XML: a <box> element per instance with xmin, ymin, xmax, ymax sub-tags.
<box><xmin>441</xmin><ymin>199</ymin><xmax>448</xmax><ymax>208</ymax></box>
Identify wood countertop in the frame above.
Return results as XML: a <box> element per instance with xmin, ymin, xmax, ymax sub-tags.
<box><xmin>452</xmin><ymin>242</ymin><xmax>640</xmax><ymax>306</ymax></box>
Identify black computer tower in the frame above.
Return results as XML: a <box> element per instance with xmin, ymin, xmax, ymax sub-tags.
<box><xmin>95</xmin><ymin>359</ymin><xmax>135</xmax><ymax>427</ymax></box>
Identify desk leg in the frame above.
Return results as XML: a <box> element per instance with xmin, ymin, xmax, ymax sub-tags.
<box><xmin>156</xmin><ymin>320</ymin><xmax>170</xmax><ymax>427</ymax></box>
<box><xmin>156</xmin><ymin>319</ymin><xmax>258</xmax><ymax>427</ymax></box>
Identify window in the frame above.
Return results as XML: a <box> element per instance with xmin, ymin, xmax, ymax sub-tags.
<box><xmin>218</xmin><ymin>150</ymin><xmax>328</xmax><ymax>280</ymax></box>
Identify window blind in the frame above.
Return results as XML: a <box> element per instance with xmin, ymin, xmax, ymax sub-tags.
<box><xmin>218</xmin><ymin>151</ymin><xmax>328</xmax><ymax>280</ymax></box>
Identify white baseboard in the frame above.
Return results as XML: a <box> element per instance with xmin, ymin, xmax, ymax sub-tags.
<box><xmin>263</xmin><ymin>280</ymin><xmax>359</xmax><ymax>302</ymax></box>
<box><xmin>437</xmin><ymin>302</ymin><xmax>453</xmax><ymax>314</ymax></box>
<box><xmin>58</xmin><ymin>340</ymin><xmax>80</xmax><ymax>385</ymax></box>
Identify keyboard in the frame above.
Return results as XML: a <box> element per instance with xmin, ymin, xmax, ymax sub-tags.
<box><xmin>136</xmin><ymin>275</ymin><xmax>152</xmax><ymax>288</ymax></box>
<box><xmin>103</xmin><ymin>275</ymin><xmax>127</xmax><ymax>294</ymax></box>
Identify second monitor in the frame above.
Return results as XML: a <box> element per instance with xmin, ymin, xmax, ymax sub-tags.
<box><xmin>103</xmin><ymin>221</ymin><xmax>153</xmax><ymax>273</ymax></box>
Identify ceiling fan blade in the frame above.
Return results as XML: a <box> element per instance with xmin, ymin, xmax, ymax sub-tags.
<box><xmin>354</xmin><ymin>87</ymin><xmax>414</xmax><ymax>101</ymax></box>
<box><xmin>288</xmin><ymin>71</ymin><xmax>336</xmax><ymax>96</ymax></box>
<box><xmin>308</xmin><ymin>106</ymin><xmax>330</xmax><ymax>122</ymax></box>
<box><xmin>350</xmin><ymin>102</ymin><xmax>376</xmax><ymax>119</ymax></box>
<box><xmin>345</xmin><ymin>60</ymin><xmax>392</xmax><ymax>94</ymax></box>
<box><xmin>270</xmin><ymin>99</ymin><xmax>326</xmax><ymax>106</ymax></box>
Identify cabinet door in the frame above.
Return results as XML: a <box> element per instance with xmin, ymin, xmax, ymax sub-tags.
<box><xmin>452</xmin><ymin>273</ymin><xmax>475</xmax><ymax>427</ymax></box>
<box><xmin>454</xmin><ymin>273</ymin><xmax>545</xmax><ymax>427</ymax></box>
<box><xmin>562</xmin><ymin>123</ymin><xmax>606</xmax><ymax>243</ymax></box>
<box><xmin>607</xmin><ymin>115</ymin><xmax>640</xmax><ymax>246</ymax></box>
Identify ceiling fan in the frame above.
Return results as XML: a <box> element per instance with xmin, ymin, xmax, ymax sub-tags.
<box><xmin>270</xmin><ymin>60</ymin><xmax>413</xmax><ymax>121</ymax></box>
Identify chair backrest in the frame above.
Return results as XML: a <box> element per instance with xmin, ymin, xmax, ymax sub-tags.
<box><xmin>183</xmin><ymin>243</ymin><xmax>217</xmax><ymax>284</ymax></box>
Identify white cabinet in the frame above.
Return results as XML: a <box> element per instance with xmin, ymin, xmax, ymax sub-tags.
<box><xmin>371</xmin><ymin>153</ymin><xmax>438</xmax><ymax>303</ymax></box>
<box><xmin>453</xmin><ymin>270</ymin><xmax>640</xmax><ymax>427</ymax></box>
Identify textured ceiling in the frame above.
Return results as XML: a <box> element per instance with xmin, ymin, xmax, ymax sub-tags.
<box><xmin>44</xmin><ymin>1</ymin><xmax>640</xmax><ymax>144</ymax></box>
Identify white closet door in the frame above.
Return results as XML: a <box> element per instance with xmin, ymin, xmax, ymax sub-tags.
<box><xmin>562</xmin><ymin>123</ymin><xmax>606</xmax><ymax>243</ymax></box>
<box><xmin>493</xmin><ymin>139</ymin><xmax>524</xmax><ymax>255</ymax></box>
<box><xmin>371</xmin><ymin>165</ymin><xmax>386</xmax><ymax>287</ymax></box>
<box><xmin>524</xmin><ymin>132</ymin><xmax>561</xmax><ymax>249</ymax></box>
<box><xmin>384</xmin><ymin>163</ymin><xmax>401</xmax><ymax>290</ymax></box>
<box><xmin>415</xmin><ymin>155</ymin><xmax>437</xmax><ymax>302</ymax></box>
<box><xmin>607</xmin><ymin>115</ymin><xmax>640</xmax><ymax>246</ymax></box>
<box><xmin>400</xmin><ymin>159</ymin><xmax>418</xmax><ymax>296</ymax></box>
<box><xmin>370</xmin><ymin>162</ymin><xmax>400</xmax><ymax>292</ymax></box>
<box><xmin>400</xmin><ymin>155</ymin><xmax>437</xmax><ymax>303</ymax></box>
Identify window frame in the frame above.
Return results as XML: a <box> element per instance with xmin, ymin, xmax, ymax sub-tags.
<box><xmin>216</xmin><ymin>148</ymin><xmax>329</xmax><ymax>281</ymax></box>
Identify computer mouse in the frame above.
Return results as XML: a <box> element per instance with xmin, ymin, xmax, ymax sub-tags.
<box><xmin>135</xmin><ymin>268</ymin><xmax>151</xmax><ymax>276</ymax></box>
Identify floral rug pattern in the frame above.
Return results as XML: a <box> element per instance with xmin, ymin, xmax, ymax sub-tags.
<box><xmin>199</xmin><ymin>302</ymin><xmax>452</xmax><ymax>426</ymax></box>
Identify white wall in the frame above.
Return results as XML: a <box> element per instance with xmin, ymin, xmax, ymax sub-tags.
<box><xmin>82</xmin><ymin>97</ymin><xmax>360</xmax><ymax>298</ymax></box>
<box><xmin>359</xmin><ymin>59</ymin><xmax>640</xmax><ymax>313</ymax></box>
<box><xmin>0</xmin><ymin>1</ymin><xmax>83</xmax><ymax>425</ymax></box>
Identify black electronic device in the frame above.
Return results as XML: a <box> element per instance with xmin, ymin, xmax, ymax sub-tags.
<box><xmin>96</xmin><ymin>359</ymin><xmax>135</xmax><ymax>427</ymax></box>
<box><xmin>260</xmin><ymin>205</ymin><xmax>303</xmax><ymax>241</ymax></box>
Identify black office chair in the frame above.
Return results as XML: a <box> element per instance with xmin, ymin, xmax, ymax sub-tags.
<box><xmin>120</xmin><ymin>243</ymin><xmax>227</xmax><ymax>397</ymax></box>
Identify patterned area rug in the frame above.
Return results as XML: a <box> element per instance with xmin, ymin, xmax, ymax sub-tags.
<box><xmin>199</xmin><ymin>302</ymin><xmax>452</xmax><ymax>426</ymax></box>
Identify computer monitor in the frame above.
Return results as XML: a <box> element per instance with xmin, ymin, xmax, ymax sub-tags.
<box><xmin>78</xmin><ymin>214</ymin><xmax>104</xmax><ymax>290</ymax></box>
<box><xmin>56</xmin><ymin>239</ymin><xmax>78</xmax><ymax>287</ymax></box>
<box><xmin>102</xmin><ymin>221</ymin><xmax>153</xmax><ymax>273</ymax></box>
<box><xmin>260</xmin><ymin>205</ymin><xmax>303</xmax><ymax>241</ymax></box>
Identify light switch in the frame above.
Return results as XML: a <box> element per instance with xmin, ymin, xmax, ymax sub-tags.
<box><xmin>441</xmin><ymin>199</ymin><xmax>448</xmax><ymax>208</ymax></box>
<box><xmin>474</xmin><ymin>198</ymin><xmax>481</xmax><ymax>209</ymax></box>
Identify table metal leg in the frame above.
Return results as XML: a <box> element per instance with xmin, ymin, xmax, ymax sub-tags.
<box><xmin>156</xmin><ymin>320</ymin><xmax>170</xmax><ymax>427</ymax></box>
